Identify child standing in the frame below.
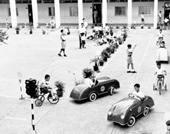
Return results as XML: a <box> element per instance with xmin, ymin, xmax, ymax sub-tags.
<box><xmin>81</xmin><ymin>32</ymin><xmax>86</xmax><ymax>49</ymax></box>
<box><xmin>58</xmin><ymin>29</ymin><xmax>70</xmax><ymax>57</ymax></box>
<box><xmin>126</xmin><ymin>44</ymin><xmax>137</xmax><ymax>73</ymax></box>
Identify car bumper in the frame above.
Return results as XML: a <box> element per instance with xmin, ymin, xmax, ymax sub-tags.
<box><xmin>107</xmin><ymin>114</ymin><xmax>126</xmax><ymax>126</ymax></box>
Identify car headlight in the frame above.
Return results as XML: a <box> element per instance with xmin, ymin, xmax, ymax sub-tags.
<box><xmin>121</xmin><ymin>115</ymin><xmax>125</xmax><ymax>119</ymax></box>
<box><xmin>108</xmin><ymin>111</ymin><xmax>112</xmax><ymax>115</ymax></box>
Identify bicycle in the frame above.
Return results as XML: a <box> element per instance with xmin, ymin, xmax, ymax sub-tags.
<box><xmin>35</xmin><ymin>88</ymin><xmax>59</xmax><ymax>107</ymax></box>
<box><xmin>153</xmin><ymin>75</ymin><xmax>167</xmax><ymax>95</ymax></box>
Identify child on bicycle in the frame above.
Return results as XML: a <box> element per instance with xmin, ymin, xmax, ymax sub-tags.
<box><xmin>154</xmin><ymin>62</ymin><xmax>167</xmax><ymax>89</ymax></box>
<box><xmin>39</xmin><ymin>74</ymin><xmax>57</xmax><ymax>101</ymax></box>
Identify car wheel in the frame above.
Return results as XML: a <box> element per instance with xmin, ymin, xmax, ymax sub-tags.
<box><xmin>89</xmin><ymin>92</ymin><xmax>97</xmax><ymax>102</ymax></box>
<box><xmin>127</xmin><ymin>116</ymin><xmax>136</xmax><ymax>127</ymax></box>
<box><xmin>109</xmin><ymin>86</ymin><xmax>115</xmax><ymax>95</ymax></box>
<box><xmin>143</xmin><ymin>106</ymin><xmax>150</xmax><ymax>117</ymax></box>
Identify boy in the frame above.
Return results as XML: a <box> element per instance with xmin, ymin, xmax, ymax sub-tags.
<box><xmin>129</xmin><ymin>83</ymin><xmax>145</xmax><ymax>100</ymax></box>
<box><xmin>158</xmin><ymin>29</ymin><xmax>164</xmax><ymax>39</ymax></box>
<box><xmin>58</xmin><ymin>29</ymin><xmax>69</xmax><ymax>57</ymax></box>
<box><xmin>154</xmin><ymin>62</ymin><xmax>167</xmax><ymax>89</ymax></box>
<box><xmin>40</xmin><ymin>74</ymin><xmax>56</xmax><ymax>101</ymax></box>
<box><xmin>126</xmin><ymin>44</ymin><xmax>137</xmax><ymax>73</ymax></box>
<box><xmin>81</xmin><ymin>32</ymin><xmax>86</xmax><ymax>49</ymax></box>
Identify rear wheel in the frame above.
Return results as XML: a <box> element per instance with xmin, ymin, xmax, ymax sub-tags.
<box><xmin>35</xmin><ymin>99</ymin><xmax>43</xmax><ymax>107</ymax></box>
<box><xmin>165</xmin><ymin>84</ymin><xmax>167</xmax><ymax>91</ymax></box>
<box><xmin>109</xmin><ymin>86</ymin><xmax>115</xmax><ymax>95</ymax></box>
<box><xmin>47</xmin><ymin>93</ymin><xmax>59</xmax><ymax>104</ymax></box>
<box><xmin>143</xmin><ymin>106</ymin><xmax>150</xmax><ymax>117</ymax></box>
<box><xmin>127</xmin><ymin>116</ymin><xmax>136</xmax><ymax>127</ymax></box>
<box><xmin>89</xmin><ymin>92</ymin><xmax>97</xmax><ymax>102</ymax></box>
<box><xmin>158</xmin><ymin>82</ymin><xmax>162</xmax><ymax>95</ymax></box>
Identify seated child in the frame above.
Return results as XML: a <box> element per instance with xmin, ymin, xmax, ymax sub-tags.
<box><xmin>39</xmin><ymin>74</ymin><xmax>57</xmax><ymax>100</ymax></box>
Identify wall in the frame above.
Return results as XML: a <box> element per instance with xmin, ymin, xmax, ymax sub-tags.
<box><xmin>0</xmin><ymin>2</ymin><xmax>166</xmax><ymax>25</ymax></box>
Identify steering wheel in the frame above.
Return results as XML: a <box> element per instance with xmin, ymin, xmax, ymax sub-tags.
<box><xmin>128</xmin><ymin>93</ymin><xmax>134</xmax><ymax>98</ymax></box>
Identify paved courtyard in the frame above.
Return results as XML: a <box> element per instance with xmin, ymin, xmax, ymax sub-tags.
<box><xmin>0</xmin><ymin>27</ymin><xmax>170</xmax><ymax>134</ymax></box>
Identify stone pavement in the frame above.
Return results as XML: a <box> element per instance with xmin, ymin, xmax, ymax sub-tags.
<box><xmin>0</xmin><ymin>27</ymin><xmax>170</xmax><ymax>134</ymax></box>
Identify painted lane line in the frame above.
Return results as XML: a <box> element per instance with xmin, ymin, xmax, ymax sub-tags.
<box><xmin>4</xmin><ymin>117</ymin><xmax>28</xmax><ymax>121</ymax></box>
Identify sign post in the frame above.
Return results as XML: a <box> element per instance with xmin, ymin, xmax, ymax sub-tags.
<box><xmin>17</xmin><ymin>72</ymin><xmax>25</xmax><ymax>100</ymax></box>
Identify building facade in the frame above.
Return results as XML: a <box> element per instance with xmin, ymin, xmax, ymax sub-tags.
<box><xmin>0</xmin><ymin>0</ymin><xmax>170</xmax><ymax>28</ymax></box>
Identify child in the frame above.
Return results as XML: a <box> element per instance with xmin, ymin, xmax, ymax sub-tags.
<box><xmin>154</xmin><ymin>62</ymin><xmax>167</xmax><ymax>89</ymax></box>
<box><xmin>158</xmin><ymin>29</ymin><xmax>164</xmax><ymax>39</ymax></box>
<box><xmin>81</xmin><ymin>32</ymin><xmax>86</xmax><ymax>49</ymax></box>
<box><xmin>58</xmin><ymin>29</ymin><xmax>69</xmax><ymax>57</ymax></box>
<box><xmin>141</xmin><ymin>12</ymin><xmax>145</xmax><ymax>28</ymax></box>
<box><xmin>39</xmin><ymin>74</ymin><xmax>57</xmax><ymax>101</ymax></box>
<box><xmin>126</xmin><ymin>44</ymin><xmax>137</xmax><ymax>73</ymax></box>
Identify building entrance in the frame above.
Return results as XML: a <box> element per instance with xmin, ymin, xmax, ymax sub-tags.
<box><xmin>92</xmin><ymin>4</ymin><xmax>102</xmax><ymax>26</ymax></box>
<box><xmin>28</xmin><ymin>4</ymin><xmax>33</xmax><ymax>24</ymax></box>
<box><xmin>164</xmin><ymin>2</ymin><xmax>170</xmax><ymax>19</ymax></box>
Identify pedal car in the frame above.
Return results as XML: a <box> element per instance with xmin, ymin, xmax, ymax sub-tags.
<box><xmin>107</xmin><ymin>95</ymin><xmax>154</xmax><ymax>127</ymax></box>
<box><xmin>70</xmin><ymin>76</ymin><xmax>120</xmax><ymax>102</ymax></box>
<box><xmin>156</xmin><ymin>47</ymin><xmax>169</xmax><ymax>63</ymax></box>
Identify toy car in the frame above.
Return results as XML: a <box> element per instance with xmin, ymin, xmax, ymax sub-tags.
<box><xmin>70</xmin><ymin>76</ymin><xmax>120</xmax><ymax>102</ymax></box>
<box><xmin>156</xmin><ymin>47</ymin><xmax>169</xmax><ymax>63</ymax></box>
<box><xmin>107</xmin><ymin>95</ymin><xmax>154</xmax><ymax>127</ymax></box>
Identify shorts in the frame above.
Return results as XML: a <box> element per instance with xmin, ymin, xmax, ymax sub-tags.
<box><xmin>82</xmin><ymin>40</ymin><xmax>85</xmax><ymax>45</ymax></box>
<box><xmin>127</xmin><ymin>56</ymin><xmax>133</xmax><ymax>64</ymax></box>
<box><xmin>61</xmin><ymin>41</ymin><xmax>66</xmax><ymax>48</ymax></box>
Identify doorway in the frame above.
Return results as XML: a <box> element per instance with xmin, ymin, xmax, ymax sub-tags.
<box><xmin>164</xmin><ymin>2</ymin><xmax>170</xmax><ymax>19</ymax></box>
<box><xmin>28</xmin><ymin>4</ymin><xmax>33</xmax><ymax>24</ymax></box>
<box><xmin>92</xmin><ymin>4</ymin><xmax>102</xmax><ymax>26</ymax></box>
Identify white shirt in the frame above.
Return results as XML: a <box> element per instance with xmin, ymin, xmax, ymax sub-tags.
<box><xmin>141</xmin><ymin>14</ymin><xmax>144</xmax><ymax>19</ymax></box>
<box><xmin>79</xmin><ymin>27</ymin><xmax>86</xmax><ymax>34</ymax></box>
<box><xmin>158</xmin><ymin>33</ymin><xmax>164</xmax><ymax>38</ymax></box>
<box><xmin>133</xmin><ymin>90</ymin><xmax>145</xmax><ymax>99</ymax></box>
<box><xmin>84</xmin><ymin>78</ymin><xmax>93</xmax><ymax>87</ymax></box>
<box><xmin>83</xmin><ymin>21</ymin><xmax>88</xmax><ymax>28</ymax></box>
<box><xmin>155</xmin><ymin>67</ymin><xmax>166</xmax><ymax>76</ymax></box>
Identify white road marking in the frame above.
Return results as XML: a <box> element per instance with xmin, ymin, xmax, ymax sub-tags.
<box><xmin>4</xmin><ymin>117</ymin><xmax>28</xmax><ymax>121</ymax></box>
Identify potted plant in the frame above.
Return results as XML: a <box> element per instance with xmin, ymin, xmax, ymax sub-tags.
<box><xmin>54</xmin><ymin>81</ymin><xmax>65</xmax><ymax>97</ymax></box>
<box><xmin>15</xmin><ymin>26</ymin><xmax>20</xmax><ymax>34</ymax></box>
<box><xmin>101</xmin><ymin>52</ymin><xmax>107</xmax><ymax>62</ymax></box>
<box><xmin>90</xmin><ymin>57</ymin><xmax>100</xmax><ymax>72</ymax></box>
<box><xmin>99</xmin><ymin>58</ymin><xmax>104</xmax><ymax>66</ymax></box>
<box><xmin>83</xmin><ymin>68</ymin><xmax>94</xmax><ymax>78</ymax></box>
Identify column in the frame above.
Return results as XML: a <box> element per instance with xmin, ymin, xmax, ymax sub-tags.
<box><xmin>127</xmin><ymin>0</ymin><xmax>132</xmax><ymax>26</ymax></box>
<box><xmin>102</xmin><ymin>0</ymin><xmax>107</xmax><ymax>27</ymax></box>
<box><xmin>54</xmin><ymin>0</ymin><xmax>61</xmax><ymax>28</ymax></box>
<box><xmin>31</xmin><ymin>0</ymin><xmax>39</xmax><ymax>28</ymax></box>
<box><xmin>154</xmin><ymin>0</ymin><xmax>158</xmax><ymax>29</ymax></box>
<box><xmin>78</xmin><ymin>0</ymin><xmax>83</xmax><ymax>28</ymax></box>
<box><xmin>9</xmin><ymin>0</ymin><xmax>17</xmax><ymax>28</ymax></box>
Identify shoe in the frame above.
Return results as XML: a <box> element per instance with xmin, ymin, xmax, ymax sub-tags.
<box><xmin>64</xmin><ymin>54</ymin><xmax>67</xmax><ymax>57</ymax></box>
<box><xmin>127</xmin><ymin>71</ymin><xmax>131</xmax><ymax>73</ymax></box>
<box><xmin>131</xmin><ymin>71</ymin><xmax>137</xmax><ymax>73</ymax></box>
<box><xmin>58</xmin><ymin>54</ymin><xmax>61</xmax><ymax>57</ymax></box>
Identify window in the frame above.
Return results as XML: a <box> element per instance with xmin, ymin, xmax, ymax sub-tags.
<box><xmin>139</xmin><ymin>6</ymin><xmax>151</xmax><ymax>15</ymax></box>
<box><xmin>8</xmin><ymin>8</ymin><xmax>19</xmax><ymax>16</ymax></box>
<box><xmin>115</xmin><ymin>7</ymin><xmax>126</xmax><ymax>16</ymax></box>
<box><xmin>48</xmin><ymin>7</ymin><xmax>55</xmax><ymax>16</ymax></box>
<box><xmin>70</xmin><ymin>7</ymin><xmax>78</xmax><ymax>16</ymax></box>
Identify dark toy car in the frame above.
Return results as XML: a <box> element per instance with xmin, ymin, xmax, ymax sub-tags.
<box><xmin>107</xmin><ymin>95</ymin><xmax>154</xmax><ymax>127</ymax></box>
<box><xmin>70</xmin><ymin>76</ymin><xmax>120</xmax><ymax>102</ymax></box>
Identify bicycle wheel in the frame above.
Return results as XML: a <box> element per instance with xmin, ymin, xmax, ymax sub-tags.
<box><xmin>38</xmin><ymin>95</ymin><xmax>45</xmax><ymax>102</ymax></box>
<box><xmin>47</xmin><ymin>93</ymin><xmax>59</xmax><ymax>104</ymax></box>
<box><xmin>35</xmin><ymin>99</ymin><xmax>43</xmax><ymax>107</ymax></box>
<box><xmin>158</xmin><ymin>82</ymin><xmax>162</xmax><ymax>95</ymax></box>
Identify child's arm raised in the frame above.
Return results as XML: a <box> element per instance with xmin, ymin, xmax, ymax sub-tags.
<box><xmin>132</xmin><ymin>44</ymin><xmax>137</xmax><ymax>51</ymax></box>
